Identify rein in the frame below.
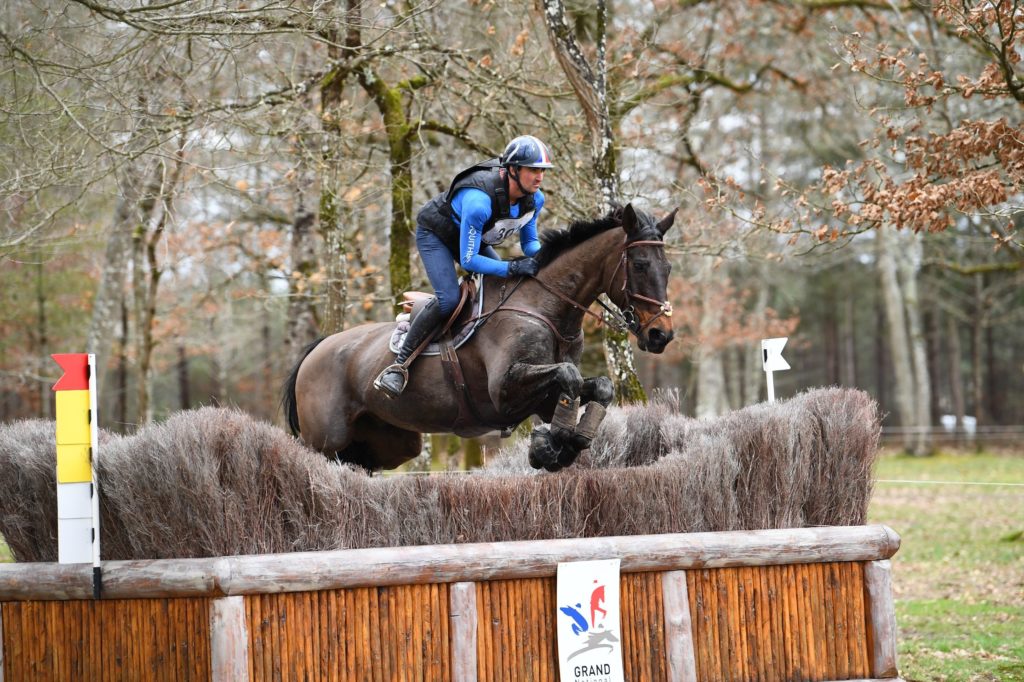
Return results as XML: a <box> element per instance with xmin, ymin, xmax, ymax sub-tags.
<box><xmin>524</xmin><ymin>237</ymin><xmax>674</xmax><ymax>341</ymax></box>
<box><xmin>463</xmin><ymin>235</ymin><xmax>673</xmax><ymax>350</ymax></box>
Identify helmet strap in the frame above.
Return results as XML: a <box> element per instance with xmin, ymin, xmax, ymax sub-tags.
<box><xmin>509</xmin><ymin>166</ymin><xmax>532</xmax><ymax>197</ymax></box>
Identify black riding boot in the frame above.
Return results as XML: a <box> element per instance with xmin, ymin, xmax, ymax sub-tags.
<box><xmin>374</xmin><ymin>298</ymin><xmax>446</xmax><ymax>398</ymax></box>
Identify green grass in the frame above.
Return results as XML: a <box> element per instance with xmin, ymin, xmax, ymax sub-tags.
<box><xmin>870</xmin><ymin>452</ymin><xmax>1024</xmax><ymax>681</ymax></box>
<box><xmin>0</xmin><ymin>536</ymin><xmax>10</xmax><ymax>563</ymax></box>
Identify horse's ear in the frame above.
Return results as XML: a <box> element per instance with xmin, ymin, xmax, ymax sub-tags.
<box><xmin>622</xmin><ymin>203</ymin><xmax>640</xmax><ymax>236</ymax></box>
<box><xmin>657</xmin><ymin>207</ymin><xmax>679</xmax><ymax>236</ymax></box>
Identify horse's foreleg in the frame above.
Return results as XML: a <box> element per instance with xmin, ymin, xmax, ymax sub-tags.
<box><xmin>571</xmin><ymin>376</ymin><xmax>614</xmax><ymax>449</ymax></box>
<box><xmin>496</xmin><ymin>362</ymin><xmax>588</xmax><ymax>472</ymax></box>
<box><xmin>496</xmin><ymin>361</ymin><xmax>583</xmax><ymax>419</ymax></box>
<box><xmin>580</xmin><ymin>376</ymin><xmax>614</xmax><ymax>407</ymax></box>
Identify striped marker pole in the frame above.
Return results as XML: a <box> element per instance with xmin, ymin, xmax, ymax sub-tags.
<box><xmin>52</xmin><ymin>353</ymin><xmax>102</xmax><ymax>598</ymax></box>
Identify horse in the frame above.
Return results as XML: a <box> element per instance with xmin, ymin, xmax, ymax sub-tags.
<box><xmin>282</xmin><ymin>203</ymin><xmax>677</xmax><ymax>471</ymax></box>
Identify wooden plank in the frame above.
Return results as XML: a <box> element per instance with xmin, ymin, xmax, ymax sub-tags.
<box><xmin>508</xmin><ymin>579</ymin><xmax>522</xmax><ymax>679</ymax></box>
<box><xmin>0</xmin><ymin>602</ymin><xmax>5</xmax><ymax>682</ymax></box>
<box><xmin>864</xmin><ymin>560</ymin><xmax>899</xmax><ymax>679</ymax></box>
<box><xmin>850</xmin><ymin>562</ymin><xmax>871</xmax><ymax>675</ymax></box>
<box><xmin>412</xmin><ymin>585</ymin><xmax>424</xmax><ymax>681</ymax></box>
<box><xmin>476</xmin><ymin>583</ymin><xmax>490</xmax><ymax>682</ymax></box>
<box><xmin>830</xmin><ymin>562</ymin><xmax>849</xmax><ymax>679</ymax></box>
<box><xmin>0</xmin><ymin>526</ymin><xmax>901</xmax><ymax>601</ymax></box>
<box><xmin>661</xmin><ymin>570</ymin><xmax>697</xmax><ymax>682</ymax></box>
<box><xmin>757</xmin><ymin>566</ymin><xmax>777</xmax><ymax>682</ymax></box>
<box><xmin>208</xmin><ymin>593</ymin><xmax>246</xmax><ymax>679</ymax></box>
<box><xmin>689</xmin><ymin>570</ymin><xmax>713</xmax><ymax>680</ymax></box>
<box><xmin>538</xmin><ymin>578</ymin><xmax>550</xmax><ymax>682</ymax></box>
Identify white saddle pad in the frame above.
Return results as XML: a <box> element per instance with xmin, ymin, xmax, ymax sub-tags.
<box><xmin>388</xmin><ymin>275</ymin><xmax>486</xmax><ymax>355</ymax></box>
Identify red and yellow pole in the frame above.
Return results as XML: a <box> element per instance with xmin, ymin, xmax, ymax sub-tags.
<box><xmin>52</xmin><ymin>353</ymin><xmax>101</xmax><ymax>597</ymax></box>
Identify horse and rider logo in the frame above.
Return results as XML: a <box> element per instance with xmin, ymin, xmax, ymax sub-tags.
<box><xmin>559</xmin><ymin>580</ymin><xmax>620</xmax><ymax>657</ymax></box>
<box><xmin>556</xmin><ymin>560</ymin><xmax>624</xmax><ymax>682</ymax></box>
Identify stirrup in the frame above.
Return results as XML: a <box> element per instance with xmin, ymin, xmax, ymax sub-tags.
<box><xmin>373</xmin><ymin>364</ymin><xmax>409</xmax><ymax>398</ymax></box>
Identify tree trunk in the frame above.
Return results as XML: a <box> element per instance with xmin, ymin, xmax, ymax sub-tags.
<box><xmin>947</xmin><ymin>312</ymin><xmax>965</xmax><ymax>445</ymax></box>
<box><xmin>744</xmin><ymin>285</ymin><xmax>770</xmax><ymax>405</ymax></box>
<box><xmin>876</xmin><ymin>227</ymin><xmax>917</xmax><ymax>452</ymax></box>
<box><xmin>116</xmin><ymin>300</ymin><xmax>128</xmax><ymax>432</ymax></box>
<box><xmin>985</xmin><ymin>318</ymin><xmax>1000</xmax><ymax>423</ymax></box>
<box><xmin>841</xmin><ymin>295</ymin><xmax>858</xmax><ymax>387</ymax></box>
<box><xmin>924</xmin><ymin>308</ymin><xmax>942</xmax><ymax>425</ymax></box>
<box><xmin>87</xmin><ymin>164</ymin><xmax>146</xmax><ymax>374</ymax></box>
<box><xmin>177</xmin><ymin>344</ymin><xmax>190</xmax><ymax>411</ymax></box>
<box><xmin>602</xmin><ymin>321</ymin><xmax>646</xmax><ymax>404</ymax></box>
<box><xmin>823</xmin><ymin>286</ymin><xmax>840</xmax><ymax>385</ymax></box>
<box><xmin>286</xmin><ymin>210</ymin><xmax>320</xmax><ymax>366</ymax></box>
<box><xmin>970</xmin><ymin>273</ymin><xmax>987</xmax><ymax>427</ymax></box>
<box><xmin>695</xmin><ymin>257</ymin><xmax>729</xmax><ymax>417</ymax></box>
<box><xmin>898</xmin><ymin>231</ymin><xmax>932</xmax><ymax>455</ymax></box>
<box><xmin>262</xmin><ymin>317</ymin><xmax>274</xmax><ymax>422</ymax></box>
<box><xmin>132</xmin><ymin>151</ymin><xmax>185</xmax><ymax>425</ymax></box>
<box><xmin>319</xmin><ymin>23</ymin><xmax>350</xmax><ymax>333</ymax></box>
<box><xmin>35</xmin><ymin>253</ymin><xmax>50</xmax><ymax>419</ymax></box>
<box><xmin>875</xmin><ymin>301</ymin><xmax>888</xmax><ymax>411</ymax></box>
<box><xmin>541</xmin><ymin>0</ymin><xmax>646</xmax><ymax>404</ymax></box>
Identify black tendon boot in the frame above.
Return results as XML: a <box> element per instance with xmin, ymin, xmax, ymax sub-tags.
<box><xmin>374</xmin><ymin>298</ymin><xmax>446</xmax><ymax>398</ymax></box>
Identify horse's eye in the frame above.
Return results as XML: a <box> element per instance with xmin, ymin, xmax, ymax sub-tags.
<box><xmin>632</xmin><ymin>260</ymin><xmax>649</xmax><ymax>272</ymax></box>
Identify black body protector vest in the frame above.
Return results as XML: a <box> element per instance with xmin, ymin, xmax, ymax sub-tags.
<box><xmin>417</xmin><ymin>159</ymin><xmax>537</xmax><ymax>254</ymax></box>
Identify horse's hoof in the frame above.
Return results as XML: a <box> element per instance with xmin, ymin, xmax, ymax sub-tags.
<box><xmin>555</xmin><ymin>442</ymin><xmax>582</xmax><ymax>468</ymax></box>
<box><xmin>529</xmin><ymin>427</ymin><xmax>562</xmax><ymax>471</ymax></box>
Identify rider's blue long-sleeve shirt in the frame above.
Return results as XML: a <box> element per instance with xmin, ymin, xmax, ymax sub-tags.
<box><xmin>450</xmin><ymin>187</ymin><xmax>544</xmax><ymax>277</ymax></box>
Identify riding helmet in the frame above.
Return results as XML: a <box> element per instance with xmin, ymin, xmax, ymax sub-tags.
<box><xmin>499</xmin><ymin>135</ymin><xmax>554</xmax><ymax>169</ymax></box>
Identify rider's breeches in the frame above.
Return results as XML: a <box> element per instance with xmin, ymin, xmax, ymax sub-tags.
<box><xmin>416</xmin><ymin>226</ymin><xmax>498</xmax><ymax>315</ymax></box>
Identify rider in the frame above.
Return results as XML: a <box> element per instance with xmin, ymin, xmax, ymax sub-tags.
<box><xmin>374</xmin><ymin>134</ymin><xmax>554</xmax><ymax>398</ymax></box>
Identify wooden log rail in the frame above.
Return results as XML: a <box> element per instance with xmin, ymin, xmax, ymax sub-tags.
<box><xmin>0</xmin><ymin>525</ymin><xmax>902</xmax><ymax>681</ymax></box>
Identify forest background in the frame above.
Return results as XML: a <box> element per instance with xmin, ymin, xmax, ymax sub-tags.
<box><xmin>2</xmin><ymin>0</ymin><xmax>1023</xmax><ymax>459</ymax></box>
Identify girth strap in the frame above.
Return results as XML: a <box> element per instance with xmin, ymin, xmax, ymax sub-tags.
<box><xmin>438</xmin><ymin>331</ymin><xmax>512</xmax><ymax>433</ymax></box>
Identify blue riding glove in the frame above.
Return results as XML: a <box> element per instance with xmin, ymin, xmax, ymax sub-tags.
<box><xmin>507</xmin><ymin>256</ymin><xmax>540</xmax><ymax>278</ymax></box>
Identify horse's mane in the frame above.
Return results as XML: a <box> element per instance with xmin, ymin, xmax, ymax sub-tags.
<box><xmin>535</xmin><ymin>211</ymin><xmax>622</xmax><ymax>267</ymax></box>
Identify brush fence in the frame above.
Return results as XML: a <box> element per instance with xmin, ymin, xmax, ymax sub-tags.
<box><xmin>0</xmin><ymin>524</ymin><xmax>901</xmax><ymax>681</ymax></box>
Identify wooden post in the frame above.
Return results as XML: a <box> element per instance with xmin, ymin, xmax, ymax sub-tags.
<box><xmin>864</xmin><ymin>560</ymin><xmax>899</xmax><ymax>678</ymax></box>
<box><xmin>449</xmin><ymin>582</ymin><xmax>478</xmax><ymax>682</ymax></box>
<box><xmin>662</xmin><ymin>570</ymin><xmax>698</xmax><ymax>682</ymax></box>
<box><xmin>210</xmin><ymin>596</ymin><xmax>249</xmax><ymax>681</ymax></box>
<box><xmin>0</xmin><ymin>604</ymin><xmax>5</xmax><ymax>682</ymax></box>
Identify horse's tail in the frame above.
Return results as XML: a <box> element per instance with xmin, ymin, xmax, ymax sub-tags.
<box><xmin>281</xmin><ymin>337</ymin><xmax>326</xmax><ymax>436</ymax></box>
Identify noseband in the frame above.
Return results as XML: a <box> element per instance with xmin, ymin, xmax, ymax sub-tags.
<box><xmin>603</xmin><ymin>239</ymin><xmax>674</xmax><ymax>336</ymax></box>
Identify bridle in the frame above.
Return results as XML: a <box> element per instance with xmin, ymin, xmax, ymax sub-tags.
<box><xmin>603</xmin><ymin>238</ymin><xmax>674</xmax><ymax>336</ymax></box>
<box><xmin>526</xmin><ymin>236</ymin><xmax>673</xmax><ymax>340</ymax></box>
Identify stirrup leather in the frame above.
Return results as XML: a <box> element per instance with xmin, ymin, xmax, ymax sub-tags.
<box><xmin>373</xmin><ymin>363</ymin><xmax>410</xmax><ymax>397</ymax></box>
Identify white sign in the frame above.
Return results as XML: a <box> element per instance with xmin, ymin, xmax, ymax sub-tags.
<box><xmin>761</xmin><ymin>337</ymin><xmax>790</xmax><ymax>372</ymax></box>
<box><xmin>556</xmin><ymin>559</ymin><xmax>624</xmax><ymax>682</ymax></box>
<box><xmin>761</xmin><ymin>337</ymin><xmax>791</xmax><ymax>403</ymax></box>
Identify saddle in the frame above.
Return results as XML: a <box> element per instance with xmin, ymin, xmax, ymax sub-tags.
<box><xmin>388</xmin><ymin>275</ymin><xmax>486</xmax><ymax>356</ymax></box>
<box><xmin>389</xmin><ymin>275</ymin><xmax>514</xmax><ymax>436</ymax></box>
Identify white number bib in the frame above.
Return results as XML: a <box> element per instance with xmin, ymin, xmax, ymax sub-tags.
<box><xmin>482</xmin><ymin>210</ymin><xmax>535</xmax><ymax>245</ymax></box>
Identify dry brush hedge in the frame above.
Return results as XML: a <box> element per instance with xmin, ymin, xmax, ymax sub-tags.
<box><xmin>0</xmin><ymin>387</ymin><xmax>879</xmax><ymax>562</ymax></box>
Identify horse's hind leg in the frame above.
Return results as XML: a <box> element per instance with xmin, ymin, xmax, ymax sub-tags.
<box><xmin>348</xmin><ymin>414</ymin><xmax>424</xmax><ymax>470</ymax></box>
